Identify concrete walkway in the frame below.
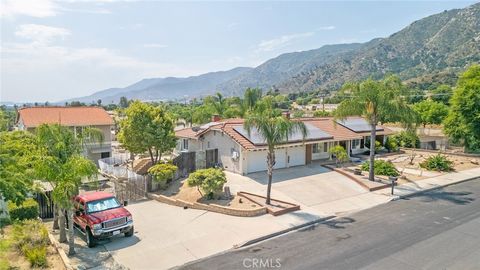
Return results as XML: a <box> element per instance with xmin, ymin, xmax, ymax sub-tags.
<box><xmin>374</xmin><ymin>167</ymin><xmax>480</xmax><ymax>198</ymax></box>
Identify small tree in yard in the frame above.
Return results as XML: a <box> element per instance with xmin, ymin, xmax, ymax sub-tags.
<box><xmin>443</xmin><ymin>65</ymin><xmax>480</xmax><ymax>153</ymax></box>
<box><xmin>148</xmin><ymin>163</ymin><xmax>178</xmax><ymax>188</ymax></box>
<box><xmin>187</xmin><ymin>168</ymin><xmax>227</xmax><ymax>199</ymax></box>
<box><xmin>118</xmin><ymin>101</ymin><xmax>177</xmax><ymax>165</ymax></box>
<box><xmin>35</xmin><ymin>124</ymin><xmax>98</xmax><ymax>256</ymax></box>
<box><xmin>328</xmin><ymin>145</ymin><xmax>348</xmax><ymax>167</ymax></box>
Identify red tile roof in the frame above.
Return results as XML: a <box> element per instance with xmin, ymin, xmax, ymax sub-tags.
<box><xmin>18</xmin><ymin>107</ymin><xmax>114</xmax><ymax>128</ymax></box>
<box><xmin>175</xmin><ymin>117</ymin><xmax>393</xmax><ymax>151</ymax></box>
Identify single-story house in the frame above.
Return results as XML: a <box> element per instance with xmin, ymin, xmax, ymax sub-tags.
<box><xmin>16</xmin><ymin>106</ymin><xmax>114</xmax><ymax>164</ymax></box>
<box><xmin>174</xmin><ymin>116</ymin><xmax>393</xmax><ymax>175</ymax></box>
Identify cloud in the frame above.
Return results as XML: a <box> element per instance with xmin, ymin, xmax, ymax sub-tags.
<box><xmin>317</xmin><ymin>26</ymin><xmax>336</xmax><ymax>31</ymax></box>
<box><xmin>143</xmin><ymin>43</ymin><xmax>168</xmax><ymax>48</ymax></box>
<box><xmin>1</xmin><ymin>0</ymin><xmax>58</xmax><ymax>18</ymax></box>
<box><xmin>15</xmin><ymin>24</ymin><xmax>71</xmax><ymax>45</ymax></box>
<box><xmin>256</xmin><ymin>32</ymin><xmax>314</xmax><ymax>52</ymax></box>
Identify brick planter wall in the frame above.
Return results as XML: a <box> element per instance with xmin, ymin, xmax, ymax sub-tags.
<box><xmin>147</xmin><ymin>193</ymin><xmax>267</xmax><ymax>217</ymax></box>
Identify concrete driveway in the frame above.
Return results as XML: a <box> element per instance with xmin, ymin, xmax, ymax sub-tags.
<box><xmin>88</xmin><ymin>200</ymin><xmax>323</xmax><ymax>270</ymax></box>
<box><xmin>226</xmin><ymin>164</ymin><xmax>391</xmax><ymax>216</ymax></box>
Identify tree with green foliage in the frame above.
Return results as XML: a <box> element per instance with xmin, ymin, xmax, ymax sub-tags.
<box><xmin>119</xmin><ymin>96</ymin><xmax>129</xmax><ymax>108</ymax></box>
<box><xmin>35</xmin><ymin>124</ymin><xmax>98</xmax><ymax>255</ymax></box>
<box><xmin>391</xmin><ymin>131</ymin><xmax>420</xmax><ymax>148</ymax></box>
<box><xmin>335</xmin><ymin>75</ymin><xmax>415</xmax><ymax>181</ymax></box>
<box><xmin>187</xmin><ymin>168</ymin><xmax>227</xmax><ymax>199</ymax></box>
<box><xmin>412</xmin><ymin>100</ymin><xmax>449</xmax><ymax>127</ymax></box>
<box><xmin>244</xmin><ymin>109</ymin><xmax>307</xmax><ymax>204</ymax></box>
<box><xmin>328</xmin><ymin>145</ymin><xmax>348</xmax><ymax>167</ymax></box>
<box><xmin>0</xmin><ymin>131</ymin><xmax>40</xmax><ymax>205</ymax></box>
<box><xmin>431</xmin><ymin>84</ymin><xmax>453</xmax><ymax>105</ymax></box>
<box><xmin>118</xmin><ymin>101</ymin><xmax>177</xmax><ymax>164</ymax></box>
<box><xmin>443</xmin><ymin>65</ymin><xmax>480</xmax><ymax>153</ymax></box>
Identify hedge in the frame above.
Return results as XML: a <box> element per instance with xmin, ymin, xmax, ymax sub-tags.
<box><xmin>7</xmin><ymin>198</ymin><xmax>39</xmax><ymax>221</ymax></box>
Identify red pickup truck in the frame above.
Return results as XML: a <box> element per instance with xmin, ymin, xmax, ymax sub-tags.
<box><xmin>73</xmin><ymin>192</ymin><xmax>134</xmax><ymax>247</ymax></box>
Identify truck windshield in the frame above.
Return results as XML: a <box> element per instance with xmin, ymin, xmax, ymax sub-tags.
<box><xmin>86</xmin><ymin>197</ymin><xmax>121</xmax><ymax>213</ymax></box>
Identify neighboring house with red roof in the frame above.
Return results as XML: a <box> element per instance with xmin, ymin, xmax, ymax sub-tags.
<box><xmin>16</xmin><ymin>106</ymin><xmax>114</xmax><ymax>164</ymax></box>
<box><xmin>174</xmin><ymin>116</ymin><xmax>393</xmax><ymax>175</ymax></box>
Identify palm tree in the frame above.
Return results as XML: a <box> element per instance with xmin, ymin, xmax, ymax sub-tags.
<box><xmin>244</xmin><ymin>88</ymin><xmax>262</xmax><ymax>111</ymax></box>
<box><xmin>244</xmin><ymin>111</ymin><xmax>307</xmax><ymax>204</ymax></box>
<box><xmin>335</xmin><ymin>75</ymin><xmax>415</xmax><ymax>181</ymax></box>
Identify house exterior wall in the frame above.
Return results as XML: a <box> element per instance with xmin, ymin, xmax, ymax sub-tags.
<box><xmin>202</xmin><ymin>130</ymin><xmax>242</xmax><ymax>173</ymax></box>
<box><xmin>18</xmin><ymin>118</ymin><xmax>113</xmax><ymax>165</ymax></box>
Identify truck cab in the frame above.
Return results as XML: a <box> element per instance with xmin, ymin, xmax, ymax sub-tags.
<box><xmin>73</xmin><ymin>192</ymin><xmax>134</xmax><ymax>247</ymax></box>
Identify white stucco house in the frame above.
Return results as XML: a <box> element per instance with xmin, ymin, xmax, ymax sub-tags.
<box><xmin>174</xmin><ymin>116</ymin><xmax>393</xmax><ymax>175</ymax></box>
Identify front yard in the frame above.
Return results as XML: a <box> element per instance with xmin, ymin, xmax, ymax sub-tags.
<box><xmin>0</xmin><ymin>221</ymin><xmax>65</xmax><ymax>270</ymax></box>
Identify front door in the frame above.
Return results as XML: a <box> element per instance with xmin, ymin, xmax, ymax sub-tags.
<box><xmin>206</xmin><ymin>149</ymin><xmax>218</xmax><ymax>168</ymax></box>
<box><xmin>305</xmin><ymin>144</ymin><xmax>312</xmax><ymax>164</ymax></box>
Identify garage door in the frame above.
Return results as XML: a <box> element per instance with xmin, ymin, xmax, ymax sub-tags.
<box><xmin>246</xmin><ymin>149</ymin><xmax>287</xmax><ymax>173</ymax></box>
<box><xmin>287</xmin><ymin>145</ymin><xmax>306</xmax><ymax>167</ymax></box>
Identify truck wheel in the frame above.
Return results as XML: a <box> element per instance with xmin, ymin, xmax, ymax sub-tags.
<box><xmin>125</xmin><ymin>226</ymin><xmax>134</xmax><ymax>237</ymax></box>
<box><xmin>86</xmin><ymin>228</ymin><xmax>97</xmax><ymax>248</ymax></box>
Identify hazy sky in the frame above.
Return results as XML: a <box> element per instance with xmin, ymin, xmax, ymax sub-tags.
<box><xmin>0</xmin><ymin>0</ymin><xmax>475</xmax><ymax>103</ymax></box>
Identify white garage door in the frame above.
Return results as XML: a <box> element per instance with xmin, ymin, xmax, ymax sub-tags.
<box><xmin>246</xmin><ymin>149</ymin><xmax>288</xmax><ymax>173</ymax></box>
<box><xmin>287</xmin><ymin>145</ymin><xmax>306</xmax><ymax>167</ymax></box>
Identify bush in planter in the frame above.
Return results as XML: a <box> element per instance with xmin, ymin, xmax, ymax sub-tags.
<box><xmin>7</xmin><ymin>198</ymin><xmax>39</xmax><ymax>221</ymax></box>
<box><xmin>187</xmin><ymin>168</ymin><xmax>227</xmax><ymax>200</ymax></box>
<box><xmin>328</xmin><ymin>145</ymin><xmax>348</xmax><ymax>167</ymax></box>
<box><xmin>420</xmin><ymin>154</ymin><xmax>454</xmax><ymax>172</ymax></box>
<box><xmin>148</xmin><ymin>163</ymin><xmax>178</xmax><ymax>189</ymax></box>
<box><xmin>361</xmin><ymin>160</ymin><xmax>399</xmax><ymax>177</ymax></box>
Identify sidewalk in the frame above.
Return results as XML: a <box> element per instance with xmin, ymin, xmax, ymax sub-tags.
<box><xmin>373</xmin><ymin>167</ymin><xmax>480</xmax><ymax>198</ymax></box>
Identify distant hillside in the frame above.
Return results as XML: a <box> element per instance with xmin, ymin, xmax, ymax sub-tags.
<box><xmin>277</xmin><ymin>2</ymin><xmax>480</xmax><ymax>92</ymax></box>
<box><xmin>69</xmin><ymin>67</ymin><xmax>252</xmax><ymax>104</ymax></box>
<box><xmin>218</xmin><ymin>43</ymin><xmax>363</xmax><ymax>96</ymax></box>
<box><xmin>71</xmin><ymin>3</ymin><xmax>480</xmax><ymax>103</ymax></box>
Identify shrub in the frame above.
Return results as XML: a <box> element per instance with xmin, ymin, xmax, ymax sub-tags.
<box><xmin>23</xmin><ymin>246</ymin><xmax>47</xmax><ymax>268</ymax></box>
<box><xmin>148</xmin><ymin>163</ymin><xmax>178</xmax><ymax>189</ymax></box>
<box><xmin>365</xmin><ymin>140</ymin><xmax>383</xmax><ymax>153</ymax></box>
<box><xmin>328</xmin><ymin>145</ymin><xmax>348</xmax><ymax>167</ymax></box>
<box><xmin>361</xmin><ymin>160</ymin><xmax>399</xmax><ymax>177</ymax></box>
<box><xmin>384</xmin><ymin>137</ymin><xmax>398</xmax><ymax>153</ymax></box>
<box><xmin>420</xmin><ymin>154</ymin><xmax>454</xmax><ymax>172</ymax></box>
<box><xmin>7</xmin><ymin>198</ymin><xmax>39</xmax><ymax>221</ymax></box>
<box><xmin>187</xmin><ymin>168</ymin><xmax>227</xmax><ymax>199</ymax></box>
<box><xmin>391</xmin><ymin>131</ymin><xmax>420</xmax><ymax>148</ymax></box>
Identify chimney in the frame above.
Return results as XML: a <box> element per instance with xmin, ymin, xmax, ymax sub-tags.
<box><xmin>212</xmin><ymin>114</ymin><xmax>221</xmax><ymax>122</ymax></box>
<box><xmin>281</xmin><ymin>111</ymin><xmax>290</xmax><ymax>119</ymax></box>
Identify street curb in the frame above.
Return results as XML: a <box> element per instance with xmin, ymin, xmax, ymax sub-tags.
<box><xmin>234</xmin><ymin>215</ymin><xmax>336</xmax><ymax>249</ymax></box>
<box><xmin>48</xmin><ymin>232</ymin><xmax>74</xmax><ymax>270</ymax></box>
<box><xmin>391</xmin><ymin>175</ymin><xmax>480</xmax><ymax>201</ymax></box>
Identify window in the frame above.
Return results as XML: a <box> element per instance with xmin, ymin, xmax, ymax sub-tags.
<box><xmin>207</xmin><ymin>141</ymin><xmax>210</xmax><ymax>148</ymax></box>
<box><xmin>323</xmin><ymin>142</ymin><xmax>328</xmax><ymax>152</ymax></box>
<box><xmin>312</xmin><ymin>144</ymin><xmax>319</xmax><ymax>153</ymax></box>
<box><xmin>101</xmin><ymin>152</ymin><xmax>110</xmax><ymax>158</ymax></box>
<box><xmin>182</xmin><ymin>139</ymin><xmax>189</xmax><ymax>150</ymax></box>
<box><xmin>86</xmin><ymin>197</ymin><xmax>121</xmax><ymax>214</ymax></box>
<box><xmin>352</xmin><ymin>139</ymin><xmax>361</xmax><ymax>149</ymax></box>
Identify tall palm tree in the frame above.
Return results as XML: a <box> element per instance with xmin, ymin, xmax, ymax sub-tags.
<box><xmin>244</xmin><ymin>111</ymin><xmax>307</xmax><ymax>204</ymax></box>
<box><xmin>335</xmin><ymin>75</ymin><xmax>416</xmax><ymax>181</ymax></box>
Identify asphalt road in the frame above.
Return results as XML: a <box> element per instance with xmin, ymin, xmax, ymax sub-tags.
<box><xmin>179</xmin><ymin>178</ymin><xmax>480</xmax><ymax>270</ymax></box>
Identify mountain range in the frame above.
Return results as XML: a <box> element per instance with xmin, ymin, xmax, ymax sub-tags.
<box><xmin>71</xmin><ymin>2</ymin><xmax>480</xmax><ymax>104</ymax></box>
